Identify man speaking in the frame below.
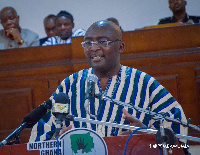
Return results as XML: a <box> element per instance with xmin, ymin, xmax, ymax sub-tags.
<box><xmin>29</xmin><ymin>20</ymin><xmax>187</xmax><ymax>146</ymax></box>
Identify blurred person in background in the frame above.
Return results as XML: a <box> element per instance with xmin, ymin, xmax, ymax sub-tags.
<box><xmin>42</xmin><ymin>10</ymin><xmax>85</xmax><ymax>46</ymax></box>
<box><xmin>0</xmin><ymin>6</ymin><xmax>39</xmax><ymax>50</ymax></box>
<box><xmin>158</xmin><ymin>0</ymin><xmax>200</xmax><ymax>24</ymax></box>
<box><xmin>39</xmin><ymin>14</ymin><xmax>57</xmax><ymax>45</ymax></box>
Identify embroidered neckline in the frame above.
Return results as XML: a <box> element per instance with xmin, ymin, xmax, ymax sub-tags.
<box><xmin>92</xmin><ymin>65</ymin><xmax>123</xmax><ymax>96</ymax></box>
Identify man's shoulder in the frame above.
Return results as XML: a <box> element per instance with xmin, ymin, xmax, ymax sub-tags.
<box><xmin>42</xmin><ymin>36</ymin><xmax>59</xmax><ymax>46</ymax></box>
<box><xmin>0</xmin><ymin>29</ymin><xmax>5</xmax><ymax>38</ymax></box>
<box><xmin>158</xmin><ymin>17</ymin><xmax>172</xmax><ymax>24</ymax></box>
<box><xmin>189</xmin><ymin>15</ymin><xmax>200</xmax><ymax>23</ymax></box>
<box><xmin>22</xmin><ymin>28</ymin><xmax>39</xmax><ymax>37</ymax></box>
<box><xmin>72</xmin><ymin>29</ymin><xmax>86</xmax><ymax>37</ymax></box>
<box><xmin>39</xmin><ymin>37</ymin><xmax>48</xmax><ymax>45</ymax></box>
<box><xmin>66</xmin><ymin>68</ymin><xmax>91</xmax><ymax>81</ymax></box>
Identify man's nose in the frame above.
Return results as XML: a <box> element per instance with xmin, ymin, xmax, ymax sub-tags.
<box><xmin>6</xmin><ymin>19</ymin><xmax>13</xmax><ymax>25</ymax></box>
<box><xmin>49</xmin><ymin>30</ymin><xmax>55</xmax><ymax>34</ymax></box>
<box><xmin>90</xmin><ymin>42</ymin><xmax>100</xmax><ymax>51</ymax></box>
<box><xmin>61</xmin><ymin>24</ymin><xmax>66</xmax><ymax>29</ymax></box>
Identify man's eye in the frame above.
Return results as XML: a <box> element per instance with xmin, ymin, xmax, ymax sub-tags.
<box><xmin>9</xmin><ymin>17</ymin><xmax>15</xmax><ymax>20</ymax></box>
<box><xmin>85</xmin><ymin>42</ymin><xmax>92</xmax><ymax>46</ymax></box>
<box><xmin>98</xmin><ymin>41</ymin><xmax>107</xmax><ymax>45</ymax></box>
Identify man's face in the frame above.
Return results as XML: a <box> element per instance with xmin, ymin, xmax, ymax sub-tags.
<box><xmin>45</xmin><ymin>17</ymin><xmax>57</xmax><ymax>38</ymax></box>
<box><xmin>0</xmin><ymin>8</ymin><xmax>20</xmax><ymax>31</ymax></box>
<box><xmin>83</xmin><ymin>23</ymin><xmax>123</xmax><ymax>73</ymax></box>
<box><xmin>56</xmin><ymin>16</ymin><xmax>74</xmax><ymax>40</ymax></box>
<box><xmin>168</xmin><ymin>0</ymin><xmax>186</xmax><ymax>13</ymax></box>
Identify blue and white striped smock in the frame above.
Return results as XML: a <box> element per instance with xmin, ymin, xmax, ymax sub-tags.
<box><xmin>29</xmin><ymin>65</ymin><xmax>187</xmax><ymax>142</ymax></box>
<box><xmin>42</xmin><ymin>29</ymin><xmax>86</xmax><ymax>46</ymax></box>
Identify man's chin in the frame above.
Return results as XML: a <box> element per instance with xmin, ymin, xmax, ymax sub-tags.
<box><xmin>60</xmin><ymin>34</ymin><xmax>71</xmax><ymax>40</ymax></box>
<box><xmin>91</xmin><ymin>63</ymin><xmax>107</xmax><ymax>71</ymax></box>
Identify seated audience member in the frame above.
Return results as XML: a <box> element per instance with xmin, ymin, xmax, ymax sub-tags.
<box><xmin>29</xmin><ymin>21</ymin><xmax>188</xmax><ymax>150</ymax></box>
<box><xmin>40</xmin><ymin>14</ymin><xmax>57</xmax><ymax>45</ymax></box>
<box><xmin>0</xmin><ymin>6</ymin><xmax>39</xmax><ymax>50</ymax></box>
<box><xmin>42</xmin><ymin>10</ymin><xmax>85</xmax><ymax>46</ymax></box>
<box><xmin>158</xmin><ymin>0</ymin><xmax>200</xmax><ymax>24</ymax></box>
<box><xmin>106</xmin><ymin>17</ymin><xmax>123</xmax><ymax>31</ymax></box>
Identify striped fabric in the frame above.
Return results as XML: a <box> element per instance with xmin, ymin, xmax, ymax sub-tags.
<box><xmin>42</xmin><ymin>29</ymin><xmax>86</xmax><ymax>46</ymax></box>
<box><xmin>29</xmin><ymin>65</ymin><xmax>187</xmax><ymax>142</ymax></box>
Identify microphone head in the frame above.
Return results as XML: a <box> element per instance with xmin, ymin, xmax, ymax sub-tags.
<box><xmin>44</xmin><ymin>99</ymin><xmax>52</xmax><ymax>109</ymax></box>
<box><xmin>52</xmin><ymin>92</ymin><xmax>70</xmax><ymax>116</ymax></box>
<box><xmin>55</xmin><ymin>92</ymin><xmax>70</xmax><ymax>104</ymax></box>
<box><xmin>88</xmin><ymin>74</ymin><xmax>98</xmax><ymax>83</ymax></box>
<box><xmin>22</xmin><ymin>104</ymin><xmax>49</xmax><ymax>128</ymax></box>
<box><xmin>86</xmin><ymin>74</ymin><xmax>98</xmax><ymax>99</ymax></box>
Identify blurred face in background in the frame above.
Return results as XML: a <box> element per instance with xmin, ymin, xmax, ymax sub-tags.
<box><xmin>0</xmin><ymin>7</ymin><xmax>20</xmax><ymax>32</ymax></box>
<box><xmin>44</xmin><ymin>17</ymin><xmax>57</xmax><ymax>38</ymax></box>
<box><xmin>168</xmin><ymin>0</ymin><xmax>186</xmax><ymax>14</ymax></box>
<box><xmin>56</xmin><ymin>16</ymin><xmax>74</xmax><ymax>40</ymax></box>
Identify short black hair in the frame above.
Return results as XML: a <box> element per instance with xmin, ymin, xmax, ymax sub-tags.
<box><xmin>56</xmin><ymin>10</ymin><xmax>74</xmax><ymax>23</ymax></box>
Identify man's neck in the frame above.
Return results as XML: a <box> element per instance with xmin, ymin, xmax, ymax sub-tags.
<box><xmin>93</xmin><ymin>64</ymin><xmax>121</xmax><ymax>79</ymax></box>
<box><xmin>173</xmin><ymin>11</ymin><xmax>186</xmax><ymax>22</ymax></box>
<box><xmin>93</xmin><ymin>64</ymin><xmax>121</xmax><ymax>91</ymax></box>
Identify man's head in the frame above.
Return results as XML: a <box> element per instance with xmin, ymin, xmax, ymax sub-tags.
<box><xmin>168</xmin><ymin>0</ymin><xmax>187</xmax><ymax>14</ymax></box>
<box><xmin>0</xmin><ymin>7</ymin><xmax>20</xmax><ymax>31</ymax></box>
<box><xmin>44</xmin><ymin>14</ymin><xmax>56</xmax><ymax>38</ymax></box>
<box><xmin>82</xmin><ymin>20</ymin><xmax>124</xmax><ymax>76</ymax></box>
<box><xmin>55</xmin><ymin>10</ymin><xmax>74</xmax><ymax>40</ymax></box>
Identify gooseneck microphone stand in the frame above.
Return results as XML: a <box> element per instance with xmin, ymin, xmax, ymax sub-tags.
<box><xmin>0</xmin><ymin>122</ymin><xmax>27</xmax><ymax>147</ymax></box>
<box><xmin>96</xmin><ymin>93</ymin><xmax>200</xmax><ymax>155</ymax></box>
<box><xmin>97</xmin><ymin>94</ymin><xmax>200</xmax><ymax>132</ymax></box>
<box><xmin>65</xmin><ymin>93</ymin><xmax>200</xmax><ymax>155</ymax></box>
<box><xmin>65</xmin><ymin>115</ymin><xmax>200</xmax><ymax>143</ymax></box>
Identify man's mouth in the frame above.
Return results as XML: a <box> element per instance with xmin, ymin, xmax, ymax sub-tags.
<box><xmin>91</xmin><ymin>56</ymin><xmax>103</xmax><ymax>61</ymax></box>
<box><xmin>6</xmin><ymin>26</ymin><xmax>15</xmax><ymax>30</ymax></box>
<box><xmin>174</xmin><ymin>4</ymin><xmax>180</xmax><ymax>9</ymax></box>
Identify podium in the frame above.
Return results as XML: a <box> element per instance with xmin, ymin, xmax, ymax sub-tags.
<box><xmin>0</xmin><ymin>134</ymin><xmax>185</xmax><ymax>155</ymax></box>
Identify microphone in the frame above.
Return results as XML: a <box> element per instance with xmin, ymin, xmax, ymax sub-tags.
<box><xmin>85</xmin><ymin>74</ymin><xmax>98</xmax><ymax>118</ymax></box>
<box><xmin>52</xmin><ymin>92</ymin><xmax>70</xmax><ymax>136</ymax></box>
<box><xmin>86</xmin><ymin>74</ymin><xmax>98</xmax><ymax>100</ymax></box>
<box><xmin>0</xmin><ymin>99</ymin><xmax>52</xmax><ymax>146</ymax></box>
<box><xmin>22</xmin><ymin>99</ymin><xmax>52</xmax><ymax>128</ymax></box>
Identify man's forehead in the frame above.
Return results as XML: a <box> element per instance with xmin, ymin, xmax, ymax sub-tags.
<box><xmin>2</xmin><ymin>8</ymin><xmax>16</xmax><ymax>15</ymax></box>
<box><xmin>85</xmin><ymin>27</ymin><xmax>115</xmax><ymax>39</ymax></box>
<box><xmin>0</xmin><ymin>9</ymin><xmax>17</xmax><ymax>20</ymax></box>
<box><xmin>84</xmin><ymin>30</ymin><xmax>113</xmax><ymax>41</ymax></box>
<box><xmin>84</xmin><ymin>36</ymin><xmax>108</xmax><ymax>41</ymax></box>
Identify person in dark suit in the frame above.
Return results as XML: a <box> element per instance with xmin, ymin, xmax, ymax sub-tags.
<box><xmin>39</xmin><ymin>14</ymin><xmax>57</xmax><ymax>45</ymax></box>
<box><xmin>158</xmin><ymin>0</ymin><xmax>200</xmax><ymax>24</ymax></box>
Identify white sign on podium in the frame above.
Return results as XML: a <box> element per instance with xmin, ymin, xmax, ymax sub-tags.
<box><xmin>27</xmin><ymin>128</ymin><xmax>108</xmax><ymax>155</ymax></box>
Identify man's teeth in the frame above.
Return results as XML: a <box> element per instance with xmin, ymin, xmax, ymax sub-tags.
<box><xmin>93</xmin><ymin>56</ymin><xmax>101</xmax><ymax>59</ymax></box>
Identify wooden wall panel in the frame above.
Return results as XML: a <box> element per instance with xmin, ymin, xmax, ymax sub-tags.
<box><xmin>0</xmin><ymin>88</ymin><xmax>33</xmax><ymax>143</ymax></box>
<box><xmin>123</xmin><ymin>24</ymin><xmax>200</xmax><ymax>54</ymax></box>
<box><xmin>195</xmin><ymin>67</ymin><xmax>200</xmax><ymax>104</ymax></box>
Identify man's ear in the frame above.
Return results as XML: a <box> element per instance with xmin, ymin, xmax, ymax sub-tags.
<box><xmin>72</xmin><ymin>23</ymin><xmax>74</xmax><ymax>29</ymax></box>
<box><xmin>119</xmin><ymin>42</ymin><xmax>125</xmax><ymax>53</ymax></box>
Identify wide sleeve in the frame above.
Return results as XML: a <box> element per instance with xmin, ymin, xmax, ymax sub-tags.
<box><xmin>148</xmin><ymin>78</ymin><xmax>188</xmax><ymax>141</ymax></box>
<box><xmin>29</xmin><ymin>76</ymin><xmax>72</xmax><ymax>142</ymax></box>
